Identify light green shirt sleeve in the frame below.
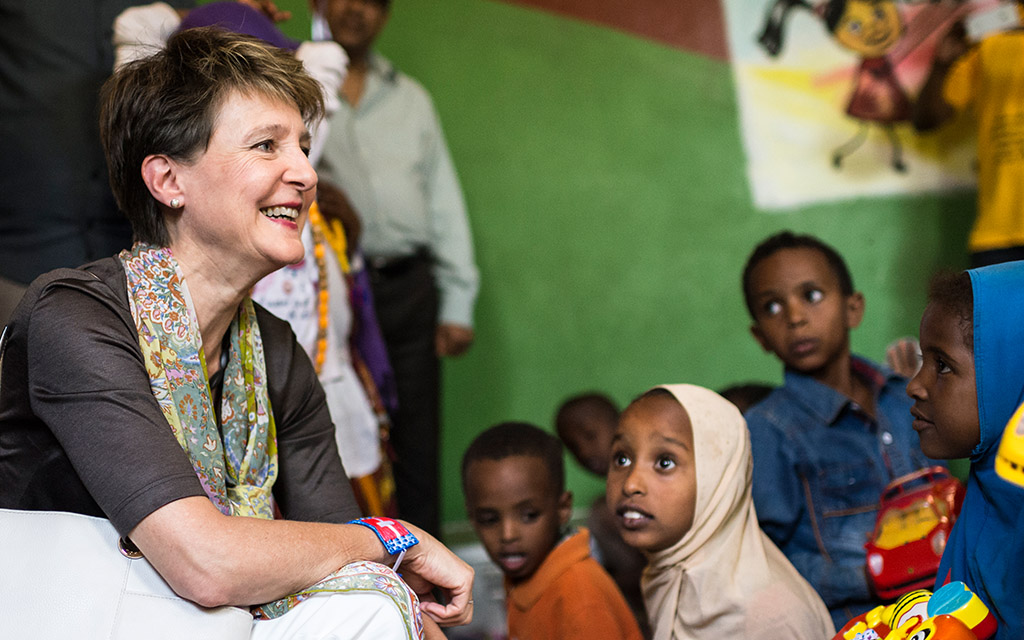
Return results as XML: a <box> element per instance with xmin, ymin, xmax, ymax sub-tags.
<box><xmin>316</xmin><ymin>54</ymin><xmax>479</xmax><ymax>328</ymax></box>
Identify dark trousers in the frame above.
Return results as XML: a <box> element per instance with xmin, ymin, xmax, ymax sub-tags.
<box><xmin>368</xmin><ymin>253</ymin><xmax>441</xmax><ymax>536</ymax></box>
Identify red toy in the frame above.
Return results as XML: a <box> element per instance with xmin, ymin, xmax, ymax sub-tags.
<box><xmin>833</xmin><ymin>581</ymin><xmax>997</xmax><ymax>640</ymax></box>
<box><xmin>864</xmin><ymin>466</ymin><xmax>965</xmax><ymax>599</ymax></box>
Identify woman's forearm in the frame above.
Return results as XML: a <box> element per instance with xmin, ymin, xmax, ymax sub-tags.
<box><xmin>130</xmin><ymin>496</ymin><xmax>388</xmax><ymax>607</ymax></box>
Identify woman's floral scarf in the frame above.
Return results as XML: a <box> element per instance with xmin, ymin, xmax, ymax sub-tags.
<box><xmin>120</xmin><ymin>243</ymin><xmax>278</xmax><ymax>517</ymax></box>
<box><xmin>119</xmin><ymin>243</ymin><xmax>422</xmax><ymax>637</ymax></box>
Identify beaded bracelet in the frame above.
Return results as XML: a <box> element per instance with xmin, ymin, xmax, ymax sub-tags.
<box><xmin>348</xmin><ymin>517</ymin><xmax>419</xmax><ymax>572</ymax></box>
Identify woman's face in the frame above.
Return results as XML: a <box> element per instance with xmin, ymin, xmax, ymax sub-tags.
<box><xmin>169</xmin><ymin>90</ymin><xmax>316</xmax><ymax>278</ymax></box>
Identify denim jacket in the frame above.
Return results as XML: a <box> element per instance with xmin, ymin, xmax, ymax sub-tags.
<box><xmin>744</xmin><ymin>356</ymin><xmax>936</xmax><ymax>630</ymax></box>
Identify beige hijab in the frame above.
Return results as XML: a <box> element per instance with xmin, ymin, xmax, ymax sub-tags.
<box><xmin>642</xmin><ymin>384</ymin><xmax>834</xmax><ymax>640</ymax></box>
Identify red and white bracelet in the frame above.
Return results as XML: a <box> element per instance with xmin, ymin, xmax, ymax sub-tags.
<box><xmin>348</xmin><ymin>517</ymin><xmax>419</xmax><ymax>571</ymax></box>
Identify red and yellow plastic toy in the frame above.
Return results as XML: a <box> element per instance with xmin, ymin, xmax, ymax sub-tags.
<box><xmin>833</xmin><ymin>581</ymin><xmax>997</xmax><ymax>640</ymax></box>
<box><xmin>864</xmin><ymin>466</ymin><xmax>965</xmax><ymax>599</ymax></box>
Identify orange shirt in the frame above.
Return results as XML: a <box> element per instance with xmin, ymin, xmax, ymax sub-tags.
<box><xmin>505</xmin><ymin>529</ymin><xmax>644</xmax><ymax>640</ymax></box>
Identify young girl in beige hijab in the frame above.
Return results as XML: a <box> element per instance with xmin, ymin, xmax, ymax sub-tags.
<box><xmin>606</xmin><ymin>384</ymin><xmax>834</xmax><ymax>640</ymax></box>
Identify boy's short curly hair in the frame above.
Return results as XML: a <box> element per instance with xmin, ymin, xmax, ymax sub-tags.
<box><xmin>461</xmin><ymin>422</ymin><xmax>565</xmax><ymax>495</ymax></box>
<box><xmin>927</xmin><ymin>270</ymin><xmax>974</xmax><ymax>351</ymax></box>
<box><xmin>554</xmin><ymin>392</ymin><xmax>619</xmax><ymax>436</ymax></box>
<box><xmin>99</xmin><ymin>27</ymin><xmax>325</xmax><ymax>246</ymax></box>
<box><xmin>718</xmin><ymin>383</ymin><xmax>775</xmax><ymax>414</ymax></box>
<box><xmin>741</xmin><ymin>231</ymin><xmax>855</xmax><ymax>319</ymax></box>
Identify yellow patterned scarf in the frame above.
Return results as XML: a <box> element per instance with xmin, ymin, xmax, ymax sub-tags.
<box><xmin>119</xmin><ymin>243</ymin><xmax>421</xmax><ymax>634</ymax></box>
<box><xmin>119</xmin><ymin>243</ymin><xmax>277</xmax><ymax>518</ymax></box>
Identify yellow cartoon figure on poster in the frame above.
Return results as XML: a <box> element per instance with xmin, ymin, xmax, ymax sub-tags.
<box><xmin>758</xmin><ymin>0</ymin><xmax>950</xmax><ymax>173</ymax></box>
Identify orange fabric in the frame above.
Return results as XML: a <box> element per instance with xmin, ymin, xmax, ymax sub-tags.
<box><xmin>505</xmin><ymin>529</ymin><xmax>643</xmax><ymax>640</ymax></box>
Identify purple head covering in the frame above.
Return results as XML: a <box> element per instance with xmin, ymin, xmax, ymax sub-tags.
<box><xmin>177</xmin><ymin>2</ymin><xmax>299</xmax><ymax>51</ymax></box>
<box><xmin>350</xmin><ymin>262</ymin><xmax>399</xmax><ymax>414</ymax></box>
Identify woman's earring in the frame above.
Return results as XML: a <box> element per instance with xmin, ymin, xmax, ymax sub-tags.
<box><xmin>169</xmin><ymin>198</ymin><xmax>182</xmax><ymax>209</ymax></box>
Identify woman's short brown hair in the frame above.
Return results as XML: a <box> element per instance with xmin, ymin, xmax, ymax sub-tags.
<box><xmin>99</xmin><ymin>27</ymin><xmax>325</xmax><ymax>246</ymax></box>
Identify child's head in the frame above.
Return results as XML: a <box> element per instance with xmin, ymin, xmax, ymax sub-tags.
<box><xmin>606</xmin><ymin>388</ymin><xmax>696</xmax><ymax>553</ymax></box>
<box><xmin>462</xmin><ymin>422</ymin><xmax>572</xmax><ymax>583</ymax></box>
<box><xmin>554</xmin><ymin>392</ymin><xmax>619</xmax><ymax>477</ymax></box>
<box><xmin>718</xmin><ymin>383</ymin><xmax>775</xmax><ymax>414</ymax></box>
<box><xmin>906</xmin><ymin>271</ymin><xmax>980</xmax><ymax>460</ymax></box>
<box><xmin>742</xmin><ymin>231</ymin><xmax>864</xmax><ymax>378</ymax></box>
<box><xmin>607</xmin><ymin>385</ymin><xmax>751</xmax><ymax>556</ymax></box>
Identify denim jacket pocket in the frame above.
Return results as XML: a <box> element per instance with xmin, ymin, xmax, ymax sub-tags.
<box><xmin>808</xmin><ymin>458</ymin><xmax>883</xmax><ymax>559</ymax></box>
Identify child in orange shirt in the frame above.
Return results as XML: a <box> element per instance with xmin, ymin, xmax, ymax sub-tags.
<box><xmin>462</xmin><ymin>422</ymin><xmax>643</xmax><ymax>640</ymax></box>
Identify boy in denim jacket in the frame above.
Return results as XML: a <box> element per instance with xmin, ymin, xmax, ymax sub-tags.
<box><xmin>741</xmin><ymin>232</ymin><xmax>936</xmax><ymax>629</ymax></box>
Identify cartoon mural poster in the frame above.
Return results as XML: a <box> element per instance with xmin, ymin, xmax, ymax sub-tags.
<box><xmin>722</xmin><ymin>0</ymin><xmax>983</xmax><ymax>209</ymax></box>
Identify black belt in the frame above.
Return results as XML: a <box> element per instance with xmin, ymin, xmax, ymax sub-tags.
<box><xmin>366</xmin><ymin>248</ymin><xmax>431</xmax><ymax>277</ymax></box>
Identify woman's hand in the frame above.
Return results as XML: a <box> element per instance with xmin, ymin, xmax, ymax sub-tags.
<box><xmin>396</xmin><ymin>522</ymin><xmax>475</xmax><ymax>626</ymax></box>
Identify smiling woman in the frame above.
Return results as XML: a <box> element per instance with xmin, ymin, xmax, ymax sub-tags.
<box><xmin>0</xmin><ymin>27</ymin><xmax>471</xmax><ymax>640</ymax></box>
<box><xmin>154</xmin><ymin>91</ymin><xmax>315</xmax><ymax>282</ymax></box>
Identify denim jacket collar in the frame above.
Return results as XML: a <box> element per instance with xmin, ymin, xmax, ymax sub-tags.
<box><xmin>781</xmin><ymin>356</ymin><xmax>898</xmax><ymax>427</ymax></box>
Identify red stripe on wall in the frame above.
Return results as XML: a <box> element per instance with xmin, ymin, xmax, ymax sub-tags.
<box><xmin>499</xmin><ymin>0</ymin><xmax>729</xmax><ymax>61</ymax></box>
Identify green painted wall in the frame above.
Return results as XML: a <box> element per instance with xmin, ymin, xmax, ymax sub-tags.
<box><xmin>267</xmin><ymin>0</ymin><xmax>974</xmax><ymax>531</ymax></box>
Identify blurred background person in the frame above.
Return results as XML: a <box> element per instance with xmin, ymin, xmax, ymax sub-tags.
<box><xmin>0</xmin><ymin>0</ymin><xmax>194</xmax><ymax>328</ymax></box>
<box><xmin>312</xmin><ymin>0</ymin><xmax>480</xmax><ymax>536</ymax></box>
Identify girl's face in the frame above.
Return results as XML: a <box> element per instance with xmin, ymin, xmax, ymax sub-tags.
<box><xmin>833</xmin><ymin>0</ymin><xmax>902</xmax><ymax>57</ymax></box>
<box><xmin>906</xmin><ymin>303</ymin><xmax>980</xmax><ymax>460</ymax></box>
<box><xmin>606</xmin><ymin>393</ymin><xmax>697</xmax><ymax>553</ymax></box>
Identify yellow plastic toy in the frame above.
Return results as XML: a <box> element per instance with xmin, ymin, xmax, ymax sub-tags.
<box><xmin>833</xmin><ymin>581</ymin><xmax>996</xmax><ymax>640</ymax></box>
<box><xmin>996</xmin><ymin>400</ymin><xmax>1024</xmax><ymax>488</ymax></box>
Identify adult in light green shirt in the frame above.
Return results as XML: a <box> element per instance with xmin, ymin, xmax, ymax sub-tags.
<box><xmin>315</xmin><ymin>0</ymin><xmax>479</xmax><ymax>536</ymax></box>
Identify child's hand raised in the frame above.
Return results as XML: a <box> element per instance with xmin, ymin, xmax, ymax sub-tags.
<box><xmin>886</xmin><ymin>337</ymin><xmax>923</xmax><ymax>379</ymax></box>
<box><xmin>237</xmin><ymin>0</ymin><xmax>291</xmax><ymax>23</ymax></box>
